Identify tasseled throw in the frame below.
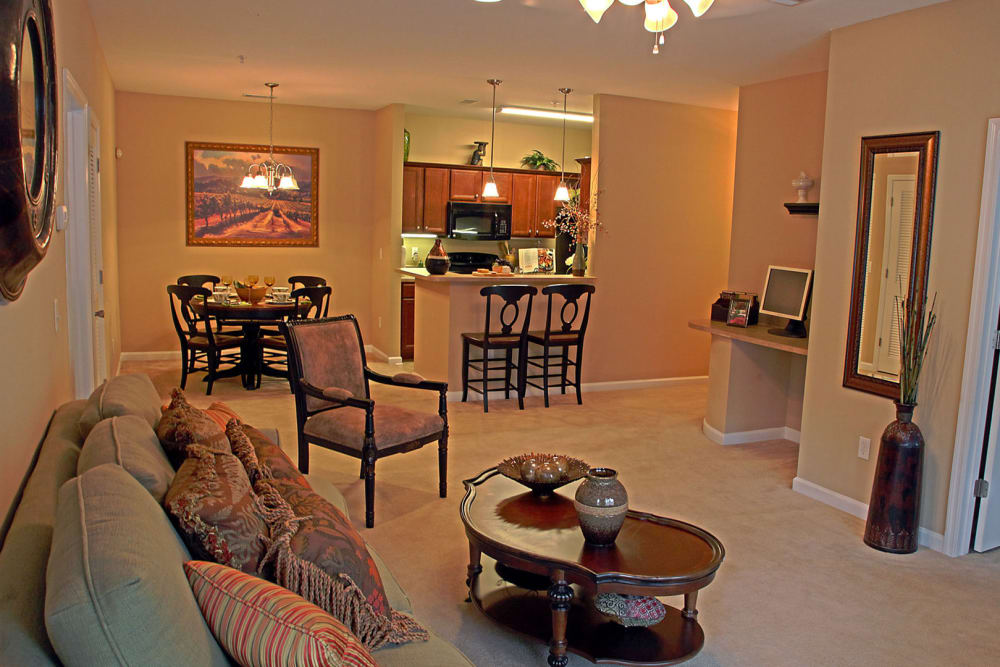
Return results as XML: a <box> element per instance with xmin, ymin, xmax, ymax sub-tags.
<box><xmin>254</xmin><ymin>479</ymin><xmax>428</xmax><ymax>650</ymax></box>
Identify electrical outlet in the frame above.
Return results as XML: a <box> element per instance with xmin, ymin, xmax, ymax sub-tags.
<box><xmin>53</xmin><ymin>298</ymin><xmax>60</xmax><ymax>332</ymax></box>
<box><xmin>858</xmin><ymin>436</ymin><xmax>871</xmax><ymax>460</ymax></box>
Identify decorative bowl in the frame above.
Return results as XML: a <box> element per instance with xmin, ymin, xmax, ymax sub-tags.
<box><xmin>235</xmin><ymin>285</ymin><xmax>267</xmax><ymax>304</ymax></box>
<box><xmin>497</xmin><ymin>453</ymin><xmax>589</xmax><ymax>496</ymax></box>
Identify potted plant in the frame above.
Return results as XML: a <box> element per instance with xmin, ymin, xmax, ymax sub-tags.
<box><xmin>863</xmin><ymin>292</ymin><xmax>937</xmax><ymax>553</ymax></box>
<box><xmin>521</xmin><ymin>150</ymin><xmax>559</xmax><ymax>172</ymax></box>
<box><xmin>542</xmin><ymin>191</ymin><xmax>603</xmax><ymax>277</ymax></box>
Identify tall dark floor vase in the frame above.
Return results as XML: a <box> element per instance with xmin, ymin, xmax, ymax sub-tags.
<box><xmin>864</xmin><ymin>402</ymin><xmax>924</xmax><ymax>554</ymax></box>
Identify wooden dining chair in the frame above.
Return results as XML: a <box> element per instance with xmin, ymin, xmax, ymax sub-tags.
<box><xmin>260</xmin><ymin>286</ymin><xmax>332</xmax><ymax>385</ymax></box>
<box><xmin>288</xmin><ymin>275</ymin><xmax>327</xmax><ymax>290</ymax></box>
<box><xmin>166</xmin><ymin>284</ymin><xmax>245</xmax><ymax>395</ymax></box>
<box><xmin>525</xmin><ymin>284</ymin><xmax>595</xmax><ymax>407</ymax></box>
<box><xmin>461</xmin><ymin>284</ymin><xmax>537</xmax><ymax>413</ymax></box>
<box><xmin>285</xmin><ymin>314</ymin><xmax>448</xmax><ymax>528</ymax></box>
<box><xmin>176</xmin><ymin>274</ymin><xmax>220</xmax><ymax>289</ymax></box>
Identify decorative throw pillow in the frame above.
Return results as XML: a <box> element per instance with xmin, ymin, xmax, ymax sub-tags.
<box><xmin>78</xmin><ymin>373</ymin><xmax>162</xmax><ymax>438</ymax></box>
<box><xmin>184</xmin><ymin>561</ymin><xmax>377</xmax><ymax>667</ymax></box>
<box><xmin>594</xmin><ymin>593</ymin><xmax>666</xmax><ymax>627</ymax></box>
<box><xmin>157</xmin><ymin>389</ymin><xmax>228</xmax><ymax>465</ymax></box>
<box><xmin>164</xmin><ymin>445</ymin><xmax>267</xmax><ymax>574</ymax></box>
<box><xmin>77</xmin><ymin>415</ymin><xmax>175</xmax><ymax>502</ymax></box>
<box><xmin>226</xmin><ymin>418</ymin><xmax>270</xmax><ymax>485</ymax></box>
<box><xmin>205</xmin><ymin>401</ymin><xmax>242</xmax><ymax>430</ymax></box>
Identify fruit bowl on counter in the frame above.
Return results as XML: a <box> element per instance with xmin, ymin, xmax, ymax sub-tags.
<box><xmin>497</xmin><ymin>453</ymin><xmax>589</xmax><ymax>496</ymax></box>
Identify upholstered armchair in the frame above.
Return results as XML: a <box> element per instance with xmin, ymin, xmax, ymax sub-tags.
<box><xmin>284</xmin><ymin>315</ymin><xmax>448</xmax><ymax>528</ymax></box>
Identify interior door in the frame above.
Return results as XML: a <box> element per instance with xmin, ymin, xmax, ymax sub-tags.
<box><xmin>872</xmin><ymin>176</ymin><xmax>916</xmax><ymax>377</ymax></box>
<box><xmin>89</xmin><ymin>120</ymin><xmax>107</xmax><ymax>386</ymax></box>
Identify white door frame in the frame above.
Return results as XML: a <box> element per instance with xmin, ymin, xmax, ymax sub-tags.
<box><xmin>946</xmin><ymin>118</ymin><xmax>1000</xmax><ymax>557</ymax></box>
<box><xmin>62</xmin><ymin>68</ymin><xmax>97</xmax><ymax>398</ymax></box>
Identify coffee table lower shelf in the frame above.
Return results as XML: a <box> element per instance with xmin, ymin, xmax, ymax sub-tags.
<box><xmin>470</xmin><ymin>555</ymin><xmax>705</xmax><ymax>666</ymax></box>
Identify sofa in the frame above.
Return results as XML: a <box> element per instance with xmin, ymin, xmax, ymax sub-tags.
<box><xmin>0</xmin><ymin>375</ymin><xmax>472</xmax><ymax>666</ymax></box>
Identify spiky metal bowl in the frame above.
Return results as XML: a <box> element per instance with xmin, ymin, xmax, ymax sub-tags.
<box><xmin>497</xmin><ymin>453</ymin><xmax>590</xmax><ymax>495</ymax></box>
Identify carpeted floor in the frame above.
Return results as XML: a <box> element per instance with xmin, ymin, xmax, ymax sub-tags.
<box><xmin>124</xmin><ymin>360</ymin><xmax>1000</xmax><ymax>667</ymax></box>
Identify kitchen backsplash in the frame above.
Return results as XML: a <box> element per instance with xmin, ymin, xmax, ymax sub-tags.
<box><xmin>401</xmin><ymin>237</ymin><xmax>556</xmax><ymax>268</ymax></box>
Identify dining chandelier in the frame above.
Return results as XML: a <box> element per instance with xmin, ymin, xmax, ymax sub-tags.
<box><xmin>579</xmin><ymin>0</ymin><xmax>714</xmax><ymax>53</ymax></box>
<box><xmin>239</xmin><ymin>82</ymin><xmax>299</xmax><ymax>195</ymax></box>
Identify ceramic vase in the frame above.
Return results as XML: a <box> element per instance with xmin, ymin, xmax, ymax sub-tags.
<box><xmin>863</xmin><ymin>402</ymin><xmax>924</xmax><ymax>553</ymax></box>
<box><xmin>574</xmin><ymin>468</ymin><xmax>628</xmax><ymax>547</ymax></box>
<box><xmin>425</xmin><ymin>239</ymin><xmax>450</xmax><ymax>275</ymax></box>
<box><xmin>572</xmin><ymin>244</ymin><xmax>587</xmax><ymax>277</ymax></box>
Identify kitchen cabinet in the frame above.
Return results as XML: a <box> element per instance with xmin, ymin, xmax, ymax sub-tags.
<box><xmin>534</xmin><ymin>174</ymin><xmax>560</xmax><ymax>238</ymax></box>
<box><xmin>402</xmin><ymin>166</ymin><xmax>423</xmax><ymax>232</ymax></box>
<box><xmin>450</xmin><ymin>169</ymin><xmax>482</xmax><ymax>202</ymax></box>
<box><xmin>481</xmin><ymin>171</ymin><xmax>512</xmax><ymax>204</ymax></box>
<box><xmin>511</xmin><ymin>173</ymin><xmax>536</xmax><ymax>237</ymax></box>
<box><xmin>423</xmin><ymin>167</ymin><xmax>449</xmax><ymax>234</ymax></box>
<box><xmin>400</xmin><ymin>281</ymin><xmax>415</xmax><ymax>361</ymax></box>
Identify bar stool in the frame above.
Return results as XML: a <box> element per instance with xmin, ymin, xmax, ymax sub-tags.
<box><xmin>525</xmin><ymin>284</ymin><xmax>595</xmax><ymax>407</ymax></box>
<box><xmin>461</xmin><ymin>284</ymin><xmax>537</xmax><ymax>413</ymax></box>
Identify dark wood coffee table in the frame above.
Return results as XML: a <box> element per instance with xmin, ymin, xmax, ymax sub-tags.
<box><xmin>460</xmin><ymin>468</ymin><xmax>725</xmax><ymax>666</ymax></box>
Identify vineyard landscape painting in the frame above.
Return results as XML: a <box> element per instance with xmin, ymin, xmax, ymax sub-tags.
<box><xmin>186</xmin><ymin>142</ymin><xmax>319</xmax><ymax>247</ymax></box>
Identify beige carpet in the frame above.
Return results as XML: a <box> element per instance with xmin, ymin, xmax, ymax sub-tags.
<box><xmin>124</xmin><ymin>360</ymin><xmax>1000</xmax><ymax>666</ymax></box>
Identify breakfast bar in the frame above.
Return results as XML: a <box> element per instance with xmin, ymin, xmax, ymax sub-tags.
<box><xmin>399</xmin><ymin>269</ymin><xmax>596</xmax><ymax>398</ymax></box>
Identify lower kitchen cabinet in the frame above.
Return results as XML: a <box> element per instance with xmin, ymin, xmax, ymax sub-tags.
<box><xmin>400</xmin><ymin>281</ymin><xmax>415</xmax><ymax>361</ymax></box>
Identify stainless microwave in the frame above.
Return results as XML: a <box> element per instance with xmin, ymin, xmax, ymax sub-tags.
<box><xmin>447</xmin><ymin>202</ymin><xmax>511</xmax><ymax>240</ymax></box>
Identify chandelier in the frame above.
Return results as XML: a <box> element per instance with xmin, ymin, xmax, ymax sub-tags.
<box><xmin>578</xmin><ymin>0</ymin><xmax>714</xmax><ymax>53</ymax></box>
<box><xmin>240</xmin><ymin>83</ymin><xmax>299</xmax><ymax>195</ymax></box>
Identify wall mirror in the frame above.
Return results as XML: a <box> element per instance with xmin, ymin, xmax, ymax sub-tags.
<box><xmin>0</xmin><ymin>0</ymin><xmax>57</xmax><ymax>302</ymax></box>
<box><xmin>844</xmin><ymin>132</ymin><xmax>939</xmax><ymax>398</ymax></box>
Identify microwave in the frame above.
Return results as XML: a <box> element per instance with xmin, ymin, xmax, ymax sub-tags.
<box><xmin>446</xmin><ymin>202</ymin><xmax>511</xmax><ymax>241</ymax></box>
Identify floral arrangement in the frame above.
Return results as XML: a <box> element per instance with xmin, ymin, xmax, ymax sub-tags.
<box><xmin>541</xmin><ymin>191</ymin><xmax>603</xmax><ymax>241</ymax></box>
<box><xmin>896</xmin><ymin>291</ymin><xmax>937</xmax><ymax>405</ymax></box>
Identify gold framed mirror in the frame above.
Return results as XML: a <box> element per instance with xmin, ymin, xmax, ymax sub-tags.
<box><xmin>843</xmin><ymin>132</ymin><xmax>939</xmax><ymax>399</ymax></box>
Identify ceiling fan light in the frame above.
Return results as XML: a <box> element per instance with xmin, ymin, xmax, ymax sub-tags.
<box><xmin>644</xmin><ymin>1</ymin><xmax>678</xmax><ymax>32</ymax></box>
<box><xmin>483</xmin><ymin>178</ymin><xmax>499</xmax><ymax>198</ymax></box>
<box><xmin>554</xmin><ymin>183</ymin><xmax>571</xmax><ymax>202</ymax></box>
<box><xmin>682</xmin><ymin>0</ymin><xmax>714</xmax><ymax>17</ymax></box>
<box><xmin>579</xmin><ymin>0</ymin><xmax>614</xmax><ymax>23</ymax></box>
<box><xmin>618</xmin><ymin>0</ymin><xmax>644</xmax><ymax>5</ymax></box>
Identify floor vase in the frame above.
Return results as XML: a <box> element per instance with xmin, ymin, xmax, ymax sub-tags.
<box><xmin>864</xmin><ymin>402</ymin><xmax>924</xmax><ymax>553</ymax></box>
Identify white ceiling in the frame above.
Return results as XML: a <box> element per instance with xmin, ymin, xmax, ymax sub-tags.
<box><xmin>85</xmin><ymin>0</ymin><xmax>950</xmax><ymax>114</ymax></box>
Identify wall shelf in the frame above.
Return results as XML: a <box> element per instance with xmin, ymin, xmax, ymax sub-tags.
<box><xmin>784</xmin><ymin>202</ymin><xmax>819</xmax><ymax>215</ymax></box>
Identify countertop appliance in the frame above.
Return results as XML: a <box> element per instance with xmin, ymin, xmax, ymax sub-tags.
<box><xmin>447</xmin><ymin>251</ymin><xmax>500</xmax><ymax>274</ymax></box>
<box><xmin>447</xmin><ymin>202</ymin><xmax>511</xmax><ymax>241</ymax></box>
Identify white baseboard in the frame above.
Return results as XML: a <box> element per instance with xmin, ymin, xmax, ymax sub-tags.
<box><xmin>446</xmin><ymin>375</ymin><xmax>707</xmax><ymax>403</ymax></box>
<box><xmin>387</xmin><ymin>356</ymin><xmax>403</xmax><ymax>365</ymax></box>
<box><xmin>119</xmin><ymin>350</ymin><xmax>182</xmax><ymax>362</ymax></box>
<box><xmin>363</xmin><ymin>345</ymin><xmax>403</xmax><ymax>365</ymax></box>
<box><xmin>702</xmin><ymin>419</ymin><xmax>801</xmax><ymax>445</ymax></box>
<box><xmin>791</xmin><ymin>477</ymin><xmax>945</xmax><ymax>552</ymax></box>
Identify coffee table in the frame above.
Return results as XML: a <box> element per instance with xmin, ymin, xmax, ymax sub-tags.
<box><xmin>460</xmin><ymin>468</ymin><xmax>725</xmax><ymax>666</ymax></box>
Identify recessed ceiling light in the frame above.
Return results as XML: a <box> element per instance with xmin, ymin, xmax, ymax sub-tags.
<box><xmin>499</xmin><ymin>106</ymin><xmax>594</xmax><ymax>123</ymax></box>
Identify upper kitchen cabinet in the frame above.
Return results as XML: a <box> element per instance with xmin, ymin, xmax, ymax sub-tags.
<box><xmin>450</xmin><ymin>169</ymin><xmax>482</xmax><ymax>202</ymax></box>
<box><xmin>423</xmin><ymin>167</ymin><xmax>449</xmax><ymax>234</ymax></box>
<box><xmin>402</xmin><ymin>165</ymin><xmax>424</xmax><ymax>232</ymax></box>
<box><xmin>534</xmin><ymin>174</ymin><xmax>560</xmax><ymax>238</ymax></box>
<box><xmin>511</xmin><ymin>173</ymin><xmax>536</xmax><ymax>237</ymax></box>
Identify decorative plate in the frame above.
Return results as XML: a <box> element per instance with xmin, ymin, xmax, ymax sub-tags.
<box><xmin>497</xmin><ymin>453</ymin><xmax>589</xmax><ymax>495</ymax></box>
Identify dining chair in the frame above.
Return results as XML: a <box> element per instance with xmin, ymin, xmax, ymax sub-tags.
<box><xmin>288</xmin><ymin>275</ymin><xmax>327</xmax><ymax>290</ymax></box>
<box><xmin>260</xmin><ymin>286</ymin><xmax>332</xmax><ymax>386</ymax></box>
<box><xmin>166</xmin><ymin>284</ymin><xmax>245</xmax><ymax>395</ymax></box>
<box><xmin>460</xmin><ymin>284</ymin><xmax>537</xmax><ymax>413</ymax></box>
<box><xmin>525</xmin><ymin>284</ymin><xmax>595</xmax><ymax>406</ymax></box>
<box><xmin>176</xmin><ymin>274</ymin><xmax>220</xmax><ymax>289</ymax></box>
<box><xmin>285</xmin><ymin>314</ymin><xmax>448</xmax><ymax>528</ymax></box>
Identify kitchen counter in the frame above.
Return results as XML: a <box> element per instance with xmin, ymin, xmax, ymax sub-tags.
<box><xmin>402</xmin><ymin>268</ymin><xmax>596</xmax><ymax>399</ymax></box>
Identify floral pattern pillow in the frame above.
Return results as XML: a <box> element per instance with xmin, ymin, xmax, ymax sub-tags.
<box><xmin>157</xmin><ymin>389</ymin><xmax>229</xmax><ymax>465</ymax></box>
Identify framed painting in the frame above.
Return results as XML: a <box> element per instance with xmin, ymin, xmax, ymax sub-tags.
<box><xmin>185</xmin><ymin>142</ymin><xmax>319</xmax><ymax>247</ymax></box>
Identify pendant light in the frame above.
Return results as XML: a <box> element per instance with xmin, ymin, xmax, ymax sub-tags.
<box><xmin>239</xmin><ymin>83</ymin><xmax>299</xmax><ymax>194</ymax></box>
<box><xmin>483</xmin><ymin>79</ymin><xmax>502</xmax><ymax>199</ymax></box>
<box><xmin>554</xmin><ymin>88</ymin><xmax>572</xmax><ymax>203</ymax></box>
<box><xmin>682</xmin><ymin>0</ymin><xmax>715</xmax><ymax>17</ymax></box>
<box><xmin>579</xmin><ymin>0</ymin><xmax>614</xmax><ymax>23</ymax></box>
<box><xmin>644</xmin><ymin>0</ymin><xmax>678</xmax><ymax>53</ymax></box>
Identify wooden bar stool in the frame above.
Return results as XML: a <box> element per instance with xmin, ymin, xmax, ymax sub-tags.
<box><xmin>525</xmin><ymin>284</ymin><xmax>595</xmax><ymax>407</ymax></box>
<box><xmin>461</xmin><ymin>284</ymin><xmax>537</xmax><ymax>413</ymax></box>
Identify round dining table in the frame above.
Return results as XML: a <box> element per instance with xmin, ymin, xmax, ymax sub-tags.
<box><xmin>192</xmin><ymin>297</ymin><xmax>310</xmax><ymax>390</ymax></box>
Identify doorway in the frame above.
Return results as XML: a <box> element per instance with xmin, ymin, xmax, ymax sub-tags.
<box><xmin>63</xmin><ymin>69</ymin><xmax>106</xmax><ymax>398</ymax></box>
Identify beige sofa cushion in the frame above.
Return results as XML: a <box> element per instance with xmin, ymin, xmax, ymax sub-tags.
<box><xmin>373</xmin><ymin>629</ymin><xmax>475</xmax><ymax>666</ymax></box>
<box><xmin>77</xmin><ymin>415</ymin><xmax>175</xmax><ymax>502</ymax></box>
<box><xmin>78</xmin><ymin>374</ymin><xmax>161</xmax><ymax>438</ymax></box>
<box><xmin>44</xmin><ymin>464</ymin><xmax>229</xmax><ymax>667</ymax></box>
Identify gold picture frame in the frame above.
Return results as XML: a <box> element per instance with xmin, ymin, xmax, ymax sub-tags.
<box><xmin>185</xmin><ymin>141</ymin><xmax>319</xmax><ymax>247</ymax></box>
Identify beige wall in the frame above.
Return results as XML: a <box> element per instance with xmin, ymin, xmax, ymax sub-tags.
<box><xmin>115</xmin><ymin>92</ymin><xmax>376</xmax><ymax>353</ymax></box>
<box><xmin>405</xmin><ymin>111</ymin><xmax>591</xmax><ymax>171</ymax></box>
<box><xmin>0</xmin><ymin>0</ymin><xmax>119</xmax><ymax>521</ymax></box>
<box><xmin>799</xmin><ymin>0</ymin><xmax>1000</xmax><ymax>535</ymax></box>
<box><xmin>588</xmin><ymin>94</ymin><xmax>737</xmax><ymax>382</ymax></box>
<box><xmin>369</xmin><ymin>104</ymin><xmax>405</xmax><ymax>357</ymax></box>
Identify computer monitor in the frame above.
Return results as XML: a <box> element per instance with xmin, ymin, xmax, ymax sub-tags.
<box><xmin>760</xmin><ymin>265</ymin><xmax>813</xmax><ymax>338</ymax></box>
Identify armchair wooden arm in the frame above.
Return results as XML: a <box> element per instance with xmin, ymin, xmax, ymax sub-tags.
<box><xmin>298</xmin><ymin>379</ymin><xmax>374</xmax><ymax>411</ymax></box>
<box><xmin>364</xmin><ymin>367</ymin><xmax>448</xmax><ymax>393</ymax></box>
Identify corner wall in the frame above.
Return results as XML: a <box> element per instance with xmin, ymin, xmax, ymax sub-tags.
<box><xmin>369</xmin><ymin>104</ymin><xmax>405</xmax><ymax>358</ymax></box>
<box><xmin>798</xmin><ymin>0</ymin><xmax>1000</xmax><ymax>536</ymax></box>
<box><xmin>0</xmin><ymin>0</ymin><xmax>119</xmax><ymax>520</ymax></box>
<box><xmin>588</xmin><ymin>94</ymin><xmax>737</xmax><ymax>382</ymax></box>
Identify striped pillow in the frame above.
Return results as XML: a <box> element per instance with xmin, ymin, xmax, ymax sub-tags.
<box><xmin>184</xmin><ymin>561</ymin><xmax>377</xmax><ymax>667</ymax></box>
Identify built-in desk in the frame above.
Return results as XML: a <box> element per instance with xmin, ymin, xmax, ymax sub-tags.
<box><xmin>689</xmin><ymin>318</ymin><xmax>808</xmax><ymax>445</ymax></box>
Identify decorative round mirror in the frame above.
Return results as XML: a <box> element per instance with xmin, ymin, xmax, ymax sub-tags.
<box><xmin>0</xmin><ymin>0</ymin><xmax>57</xmax><ymax>302</ymax></box>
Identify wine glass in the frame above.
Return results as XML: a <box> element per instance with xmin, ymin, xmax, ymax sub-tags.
<box><xmin>246</xmin><ymin>274</ymin><xmax>259</xmax><ymax>287</ymax></box>
<box><xmin>264</xmin><ymin>275</ymin><xmax>275</xmax><ymax>296</ymax></box>
<box><xmin>220</xmin><ymin>275</ymin><xmax>233</xmax><ymax>299</ymax></box>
